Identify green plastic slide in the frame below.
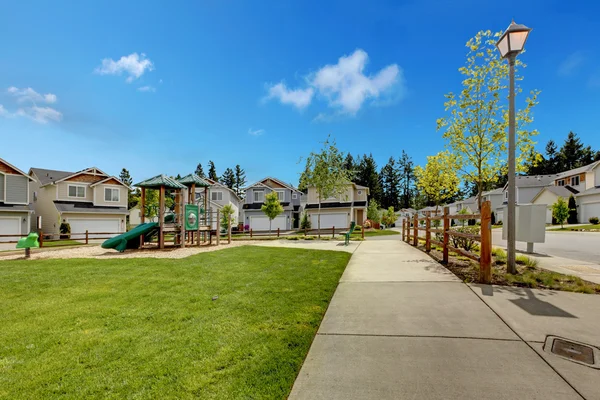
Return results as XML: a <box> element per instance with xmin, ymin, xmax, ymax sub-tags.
<box><xmin>101</xmin><ymin>222</ymin><xmax>159</xmax><ymax>252</ymax></box>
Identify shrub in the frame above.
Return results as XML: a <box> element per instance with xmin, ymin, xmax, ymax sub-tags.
<box><xmin>59</xmin><ymin>222</ymin><xmax>71</xmax><ymax>239</ymax></box>
<box><xmin>491</xmin><ymin>211</ymin><xmax>496</xmax><ymax>225</ymax></box>
<box><xmin>567</xmin><ymin>195</ymin><xmax>578</xmax><ymax>224</ymax></box>
<box><xmin>367</xmin><ymin>200</ymin><xmax>381</xmax><ymax>223</ymax></box>
<box><xmin>496</xmin><ymin>220</ymin><xmax>503</xmax><ymax>226</ymax></box>
<box><xmin>589</xmin><ymin>216</ymin><xmax>599</xmax><ymax>225</ymax></box>
<box><xmin>450</xmin><ymin>226</ymin><xmax>479</xmax><ymax>251</ymax></box>
<box><xmin>552</xmin><ymin>197</ymin><xmax>569</xmax><ymax>228</ymax></box>
<box><xmin>244</xmin><ymin>224</ymin><xmax>249</xmax><ymax>231</ymax></box>
<box><xmin>300</xmin><ymin>212</ymin><xmax>311</xmax><ymax>231</ymax></box>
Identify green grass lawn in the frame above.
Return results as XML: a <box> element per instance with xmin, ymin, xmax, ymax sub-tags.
<box><xmin>0</xmin><ymin>246</ymin><xmax>351</xmax><ymax>399</ymax></box>
<box><xmin>549</xmin><ymin>224</ymin><xmax>600</xmax><ymax>231</ymax></box>
<box><xmin>42</xmin><ymin>239</ymin><xmax>84</xmax><ymax>247</ymax></box>
<box><xmin>354</xmin><ymin>229</ymin><xmax>400</xmax><ymax>237</ymax></box>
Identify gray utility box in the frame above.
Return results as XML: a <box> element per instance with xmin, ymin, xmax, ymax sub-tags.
<box><xmin>502</xmin><ymin>204</ymin><xmax>546</xmax><ymax>244</ymax></box>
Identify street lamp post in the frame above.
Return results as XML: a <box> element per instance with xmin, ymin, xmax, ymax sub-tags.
<box><xmin>496</xmin><ymin>21</ymin><xmax>531</xmax><ymax>274</ymax></box>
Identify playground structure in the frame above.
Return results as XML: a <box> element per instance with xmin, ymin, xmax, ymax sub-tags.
<box><xmin>102</xmin><ymin>173</ymin><xmax>229</xmax><ymax>252</ymax></box>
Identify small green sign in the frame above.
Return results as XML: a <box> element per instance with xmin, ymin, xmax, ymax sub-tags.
<box><xmin>185</xmin><ymin>204</ymin><xmax>199</xmax><ymax>230</ymax></box>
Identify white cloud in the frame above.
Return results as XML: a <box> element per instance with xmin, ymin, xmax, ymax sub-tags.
<box><xmin>266</xmin><ymin>82</ymin><xmax>314</xmax><ymax>109</ymax></box>
<box><xmin>95</xmin><ymin>53</ymin><xmax>154</xmax><ymax>83</ymax></box>
<box><xmin>558</xmin><ymin>52</ymin><xmax>585</xmax><ymax>76</ymax></box>
<box><xmin>7</xmin><ymin>87</ymin><xmax>58</xmax><ymax>104</ymax></box>
<box><xmin>248</xmin><ymin>128</ymin><xmax>265</xmax><ymax>136</ymax></box>
<box><xmin>137</xmin><ymin>85</ymin><xmax>156</xmax><ymax>92</ymax></box>
<box><xmin>265</xmin><ymin>49</ymin><xmax>402</xmax><ymax>115</ymax></box>
<box><xmin>16</xmin><ymin>106</ymin><xmax>63</xmax><ymax>124</ymax></box>
<box><xmin>3</xmin><ymin>86</ymin><xmax>62</xmax><ymax>123</ymax></box>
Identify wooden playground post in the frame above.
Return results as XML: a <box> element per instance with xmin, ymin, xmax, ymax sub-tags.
<box><xmin>443</xmin><ymin>206</ymin><xmax>450</xmax><ymax>264</ymax></box>
<box><xmin>228</xmin><ymin>214</ymin><xmax>232</xmax><ymax>244</ymax></box>
<box><xmin>413</xmin><ymin>214</ymin><xmax>418</xmax><ymax>246</ymax></box>
<box><xmin>425</xmin><ymin>211</ymin><xmax>431</xmax><ymax>252</ymax></box>
<box><xmin>250</xmin><ymin>229</ymin><xmax>253</xmax><ymax>238</ymax></box>
<box><xmin>480</xmin><ymin>201</ymin><xmax>492</xmax><ymax>284</ymax></box>
<box><xmin>216</xmin><ymin>209</ymin><xmax>220</xmax><ymax>245</ymax></box>
<box><xmin>277</xmin><ymin>227</ymin><xmax>280</xmax><ymax>238</ymax></box>
<box><xmin>39</xmin><ymin>230</ymin><xmax>44</xmax><ymax>248</ymax></box>
<box><xmin>159</xmin><ymin>185</ymin><xmax>165</xmax><ymax>249</ymax></box>
<box><xmin>180</xmin><ymin>189</ymin><xmax>185</xmax><ymax>249</ymax></box>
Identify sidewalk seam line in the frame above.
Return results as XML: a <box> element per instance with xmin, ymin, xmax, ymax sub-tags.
<box><xmin>317</xmin><ymin>332</ymin><xmax>522</xmax><ymax>342</ymax></box>
<box><xmin>465</xmin><ymin>284</ymin><xmax>587</xmax><ymax>400</ymax></box>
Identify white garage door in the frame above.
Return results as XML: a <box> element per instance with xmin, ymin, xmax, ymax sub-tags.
<box><xmin>581</xmin><ymin>202</ymin><xmax>600</xmax><ymax>223</ymax></box>
<box><xmin>310</xmin><ymin>213</ymin><xmax>348</xmax><ymax>229</ymax></box>
<box><xmin>0</xmin><ymin>217</ymin><xmax>21</xmax><ymax>242</ymax></box>
<box><xmin>250</xmin><ymin>215</ymin><xmax>286</xmax><ymax>231</ymax></box>
<box><xmin>68</xmin><ymin>218</ymin><xmax>121</xmax><ymax>239</ymax></box>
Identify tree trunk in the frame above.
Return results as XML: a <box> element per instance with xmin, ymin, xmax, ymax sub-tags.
<box><xmin>318</xmin><ymin>201</ymin><xmax>321</xmax><ymax>239</ymax></box>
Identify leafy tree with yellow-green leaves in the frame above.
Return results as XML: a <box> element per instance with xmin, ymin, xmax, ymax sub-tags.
<box><xmin>261</xmin><ymin>191</ymin><xmax>284</xmax><ymax>234</ymax></box>
<box><xmin>552</xmin><ymin>197</ymin><xmax>569</xmax><ymax>228</ymax></box>
<box><xmin>437</xmin><ymin>30</ymin><xmax>540</xmax><ymax>211</ymax></box>
<box><xmin>414</xmin><ymin>151</ymin><xmax>460</xmax><ymax>213</ymax></box>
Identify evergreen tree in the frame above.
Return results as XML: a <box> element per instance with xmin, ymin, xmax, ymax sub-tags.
<box><xmin>380</xmin><ymin>157</ymin><xmax>400</xmax><ymax>209</ymax></box>
<box><xmin>398</xmin><ymin>151</ymin><xmax>414</xmax><ymax>208</ymax></box>
<box><xmin>234</xmin><ymin>165</ymin><xmax>247</xmax><ymax>197</ymax></box>
<box><xmin>175</xmin><ymin>173</ymin><xmax>182</xmax><ymax>180</ymax></box>
<box><xmin>298</xmin><ymin>162</ymin><xmax>311</xmax><ymax>193</ymax></box>
<box><xmin>559</xmin><ymin>132</ymin><xmax>588</xmax><ymax>170</ymax></box>
<box><xmin>221</xmin><ymin>168</ymin><xmax>235</xmax><ymax>189</ymax></box>
<box><xmin>195</xmin><ymin>163</ymin><xmax>206</xmax><ymax>178</ymax></box>
<box><xmin>356</xmin><ymin>154</ymin><xmax>382</xmax><ymax>204</ymax></box>
<box><xmin>119</xmin><ymin>168</ymin><xmax>133</xmax><ymax>187</ymax></box>
<box><xmin>567</xmin><ymin>194</ymin><xmax>578</xmax><ymax>224</ymax></box>
<box><xmin>545</xmin><ymin>140</ymin><xmax>559</xmax><ymax>173</ymax></box>
<box><xmin>208</xmin><ymin>160</ymin><xmax>218</xmax><ymax>181</ymax></box>
<box><xmin>343</xmin><ymin>153</ymin><xmax>356</xmax><ymax>181</ymax></box>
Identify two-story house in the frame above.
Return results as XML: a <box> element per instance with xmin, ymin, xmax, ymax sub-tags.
<box><xmin>531</xmin><ymin>161</ymin><xmax>600</xmax><ymax>223</ymax></box>
<box><xmin>29</xmin><ymin>167</ymin><xmax>130</xmax><ymax>238</ymax></box>
<box><xmin>479</xmin><ymin>188</ymin><xmax>504</xmax><ymax>222</ymax></box>
<box><xmin>243</xmin><ymin>177</ymin><xmax>303</xmax><ymax>231</ymax></box>
<box><xmin>304</xmin><ymin>182</ymin><xmax>369</xmax><ymax>229</ymax></box>
<box><xmin>0</xmin><ymin>158</ymin><xmax>35</xmax><ymax>240</ymax></box>
<box><xmin>194</xmin><ymin>177</ymin><xmax>243</xmax><ymax>228</ymax></box>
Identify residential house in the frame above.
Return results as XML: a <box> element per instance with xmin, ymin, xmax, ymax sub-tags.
<box><xmin>194</xmin><ymin>178</ymin><xmax>243</xmax><ymax>228</ymax></box>
<box><xmin>395</xmin><ymin>208</ymin><xmax>416</xmax><ymax>226</ymax></box>
<box><xmin>530</xmin><ymin>161</ymin><xmax>600</xmax><ymax>223</ymax></box>
<box><xmin>304</xmin><ymin>182</ymin><xmax>369</xmax><ymax>229</ymax></box>
<box><xmin>0</xmin><ymin>158</ymin><xmax>35</xmax><ymax>241</ymax></box>
<box><xmin>447</xmin><ymin>196</ymin><xmax>479</xmax><ymax>225</ymax></box>
<box><xmin>497</xmin><ymin>174</ymin><xmax>559</xmax><ymax>221</ymax></box>
<box><xmin>243</xmin><ymin>177</ymin><xmax>303</xmax><ymax>231</ymax></box>
<box><xmin>480</xmin><ymin>188</ymin><xmax>504</xmax><ymax>222</ymax></box>
<box><xmin>29</xmin><ymin>167</ymin><xmax>130</xmax><ymax>238</ymax></box>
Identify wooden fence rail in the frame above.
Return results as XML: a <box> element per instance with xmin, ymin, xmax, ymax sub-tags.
<box><xmin>402</xmin><ymin>201</ymin><xmax>492</xmax><ymax>284</ymax></box>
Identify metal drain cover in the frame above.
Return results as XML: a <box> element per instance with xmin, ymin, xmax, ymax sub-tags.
<box><xmin>544</xmin><ymin>336</ymin><xmax>600</xmax><ymax>369</ymax></box>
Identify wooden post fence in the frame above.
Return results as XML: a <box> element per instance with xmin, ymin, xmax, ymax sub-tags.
<box><xmin>277</xmin><ymin>228</ymin><xmax>280</xmax><ymax>238</ymax></box>
<box><xmin>332</xmin><ymin>226</ymin><xmax>335</xmax><ymax>238</ymax></box>
<box><xmin>85</xmin><ymin>230</ymin><xmax>89</xmax><ymax>245</ymax></box>
<box><xmin>250</xmin><ymin>229</ymin><xmax>253</xmax><ymax>238</ymax></box>
<box><xmin>413</xmin><ymin>214</ymin><xmax>418</xmax><ymax>247</ymax></box>
<box><xmin>405</xmin><ymin>201</ymin><xmax>492</xmax><ymax>284</ymax></box>
<box><xmin>425</xmin><ymin>212</ymin><xmax>431</xmax><ymax>252</ymax></box>
<box><xmin>39</xmin><ymin>230</ymin><xmax>44</xmax><ymax>248</ymax></box>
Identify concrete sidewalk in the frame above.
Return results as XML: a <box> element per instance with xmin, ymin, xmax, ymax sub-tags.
<box><xmin>289</xmin><ymin>240</ymin><xmax>596</xmax><ymax>400</ymax></box>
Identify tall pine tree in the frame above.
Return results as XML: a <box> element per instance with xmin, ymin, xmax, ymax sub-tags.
<box><xmin>559</xmin><ymin>131</ymin><xmax>593</xmax><ymax>170</ymax></box>
<box><xmin>234</xmin><ymin>165</ymin><xmax>247</xmax><ymax>197</ymax></box>
<box><xmin>380</xmin><ymin>157</ymin><xmax>400</xmax><ymax>209</ymax></box>
<box><xmin>343</xmin><ymin>153</ymin><xmax>356</xmax><ymax>181</ymax></box>
<box><xmin>398</xmin><ymin>150</ymin><xmax>414</xmax><ymax>209</ymax></box>
<box><xmin>195</xmin><ymin>163</ymin><xmax>206</xmax><ymax>178</ymax></box>
<box><xmin>208</xmin><ymin>160</ymin><xmax>218</xmax><ymax>181</ymax></box>
<box><xmin>221</xmin><ymin>168</ymin><xmax>235</xmax><ymax>189</ymax></box>
<box><xmin>356</xmin><ymin>154</ymin><xmax>382</xmax><ymax>204</ymax></box>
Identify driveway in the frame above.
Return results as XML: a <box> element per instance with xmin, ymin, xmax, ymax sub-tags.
<box><xmin>492</xmin><ymin>230</ymin><xmax>600</xmax><ymax>263</ymax></box>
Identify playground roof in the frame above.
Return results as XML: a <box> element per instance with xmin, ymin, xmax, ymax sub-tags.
<box><xmin>177</xmin><ymin>173</ymin><xmax>211</xmax><ymax>187</ymax></box>
<box><xmin>134</xmin><ymin>174</ymin><xmax>186</xmax><ymax>189</ymax></box>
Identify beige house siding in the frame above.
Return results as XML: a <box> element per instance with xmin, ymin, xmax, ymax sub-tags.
<box><xmin>0</xmin><ymin>174</ymin><xmax>4</xmax><ymax>201</ymax></box>
<box><xmin>353</xmin><ymin>188</ymin><xmax>367</xmax><ymax>202</ymax></box>
<box><xmin>30</xmin><ymin>183</ymin><xmax>60</xmax><ymax>234</ymax></box>
<box><xmin>57</xmin><ymin>181</ymin><xmax>94</xmax><ymax>202</ymax></box>
<box><xmin>532</xmin><ymin>189</ymin><xmax>559</xmax><ymax>206</ymax></box>
<box><xmin>93</xmin><ymin>184</ymin><xmax>128</xmax><ymax>207</ymax></box>
<box><xmin>307</xmin><ymin>185</ymin><xmax>353</xmax><ymax>204</ymax></box>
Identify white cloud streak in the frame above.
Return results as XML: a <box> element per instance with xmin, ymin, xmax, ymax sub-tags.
<box><xmin>3</xmin><ymin>87</ymin><xmax>62</xmax><ymax>123</ymax></box>
<box><xmin>137</xmin><ymin>85</ymin><xmax>156</xmax><ymax>92</ymax></box>
<box><xmin>265</xmin><ymin>49</ymin><xmax>403</xmax><ymax>115</ymax></box>
<box><xmin>266</xmin><ymin>83</ymin><xmax>314</xmax><ymax>109</ymax></box>
<box><xmin>95</xmin><ymin>53</ymin><xmax>154</xmax><ymax>83</ymax></box>
<box><xmin>558</xmin><ymin>52</ymin><xmax>585</xmax><ymax>76</ymax></box>
<box><xmin>248</xmin><ymin>128</ymin><xmax>265</xmax><ymax>136</ymax></box>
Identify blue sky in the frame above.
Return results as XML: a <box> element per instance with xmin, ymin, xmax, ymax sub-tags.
<box><xmin>1</xmin><ymin>0</ymin><xmax>599</xmax><ymax>186</ymax></box>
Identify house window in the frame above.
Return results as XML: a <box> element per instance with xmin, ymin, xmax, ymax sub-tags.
<box><xmin>570</xmin><ymin>176</ymin><xmax>580</xmax><ymax>186</ymax></box>
<box><xmin>211</xmin><ymin>191</ymin><xmax>223</xmax><ymax>201</ymax></box>
<box><xmin>557</xmin><ymin>179</ymin><xmax>565</xmax><ymax>186</ymax></box>
<box><xmin>275</xmin><ymin>190</ymin><xmax>284</xmax><ymax>201</ymax></box>
<box><xmin>358</xmin><ymin>190</ymin><xmax>363</xmax><ymax>195</ymax></box>
<box><xmin>104</xmin><ymin>188</ymin><xmax>120</xmax><ymax>202</ymax></box>
<box><xmin>292</xmin><ymin>193</ymin><xmax>298</xmax><ymax>199</ymax></box>
<box><xmin>254</xmin><ymin>190</ymin><xmax>264</xmax><ymax>202</ymax></box>
<box><xmin>68</xmin><ymin>185</ymin><xmax>85</xmax><ymax>198</ymax></box>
